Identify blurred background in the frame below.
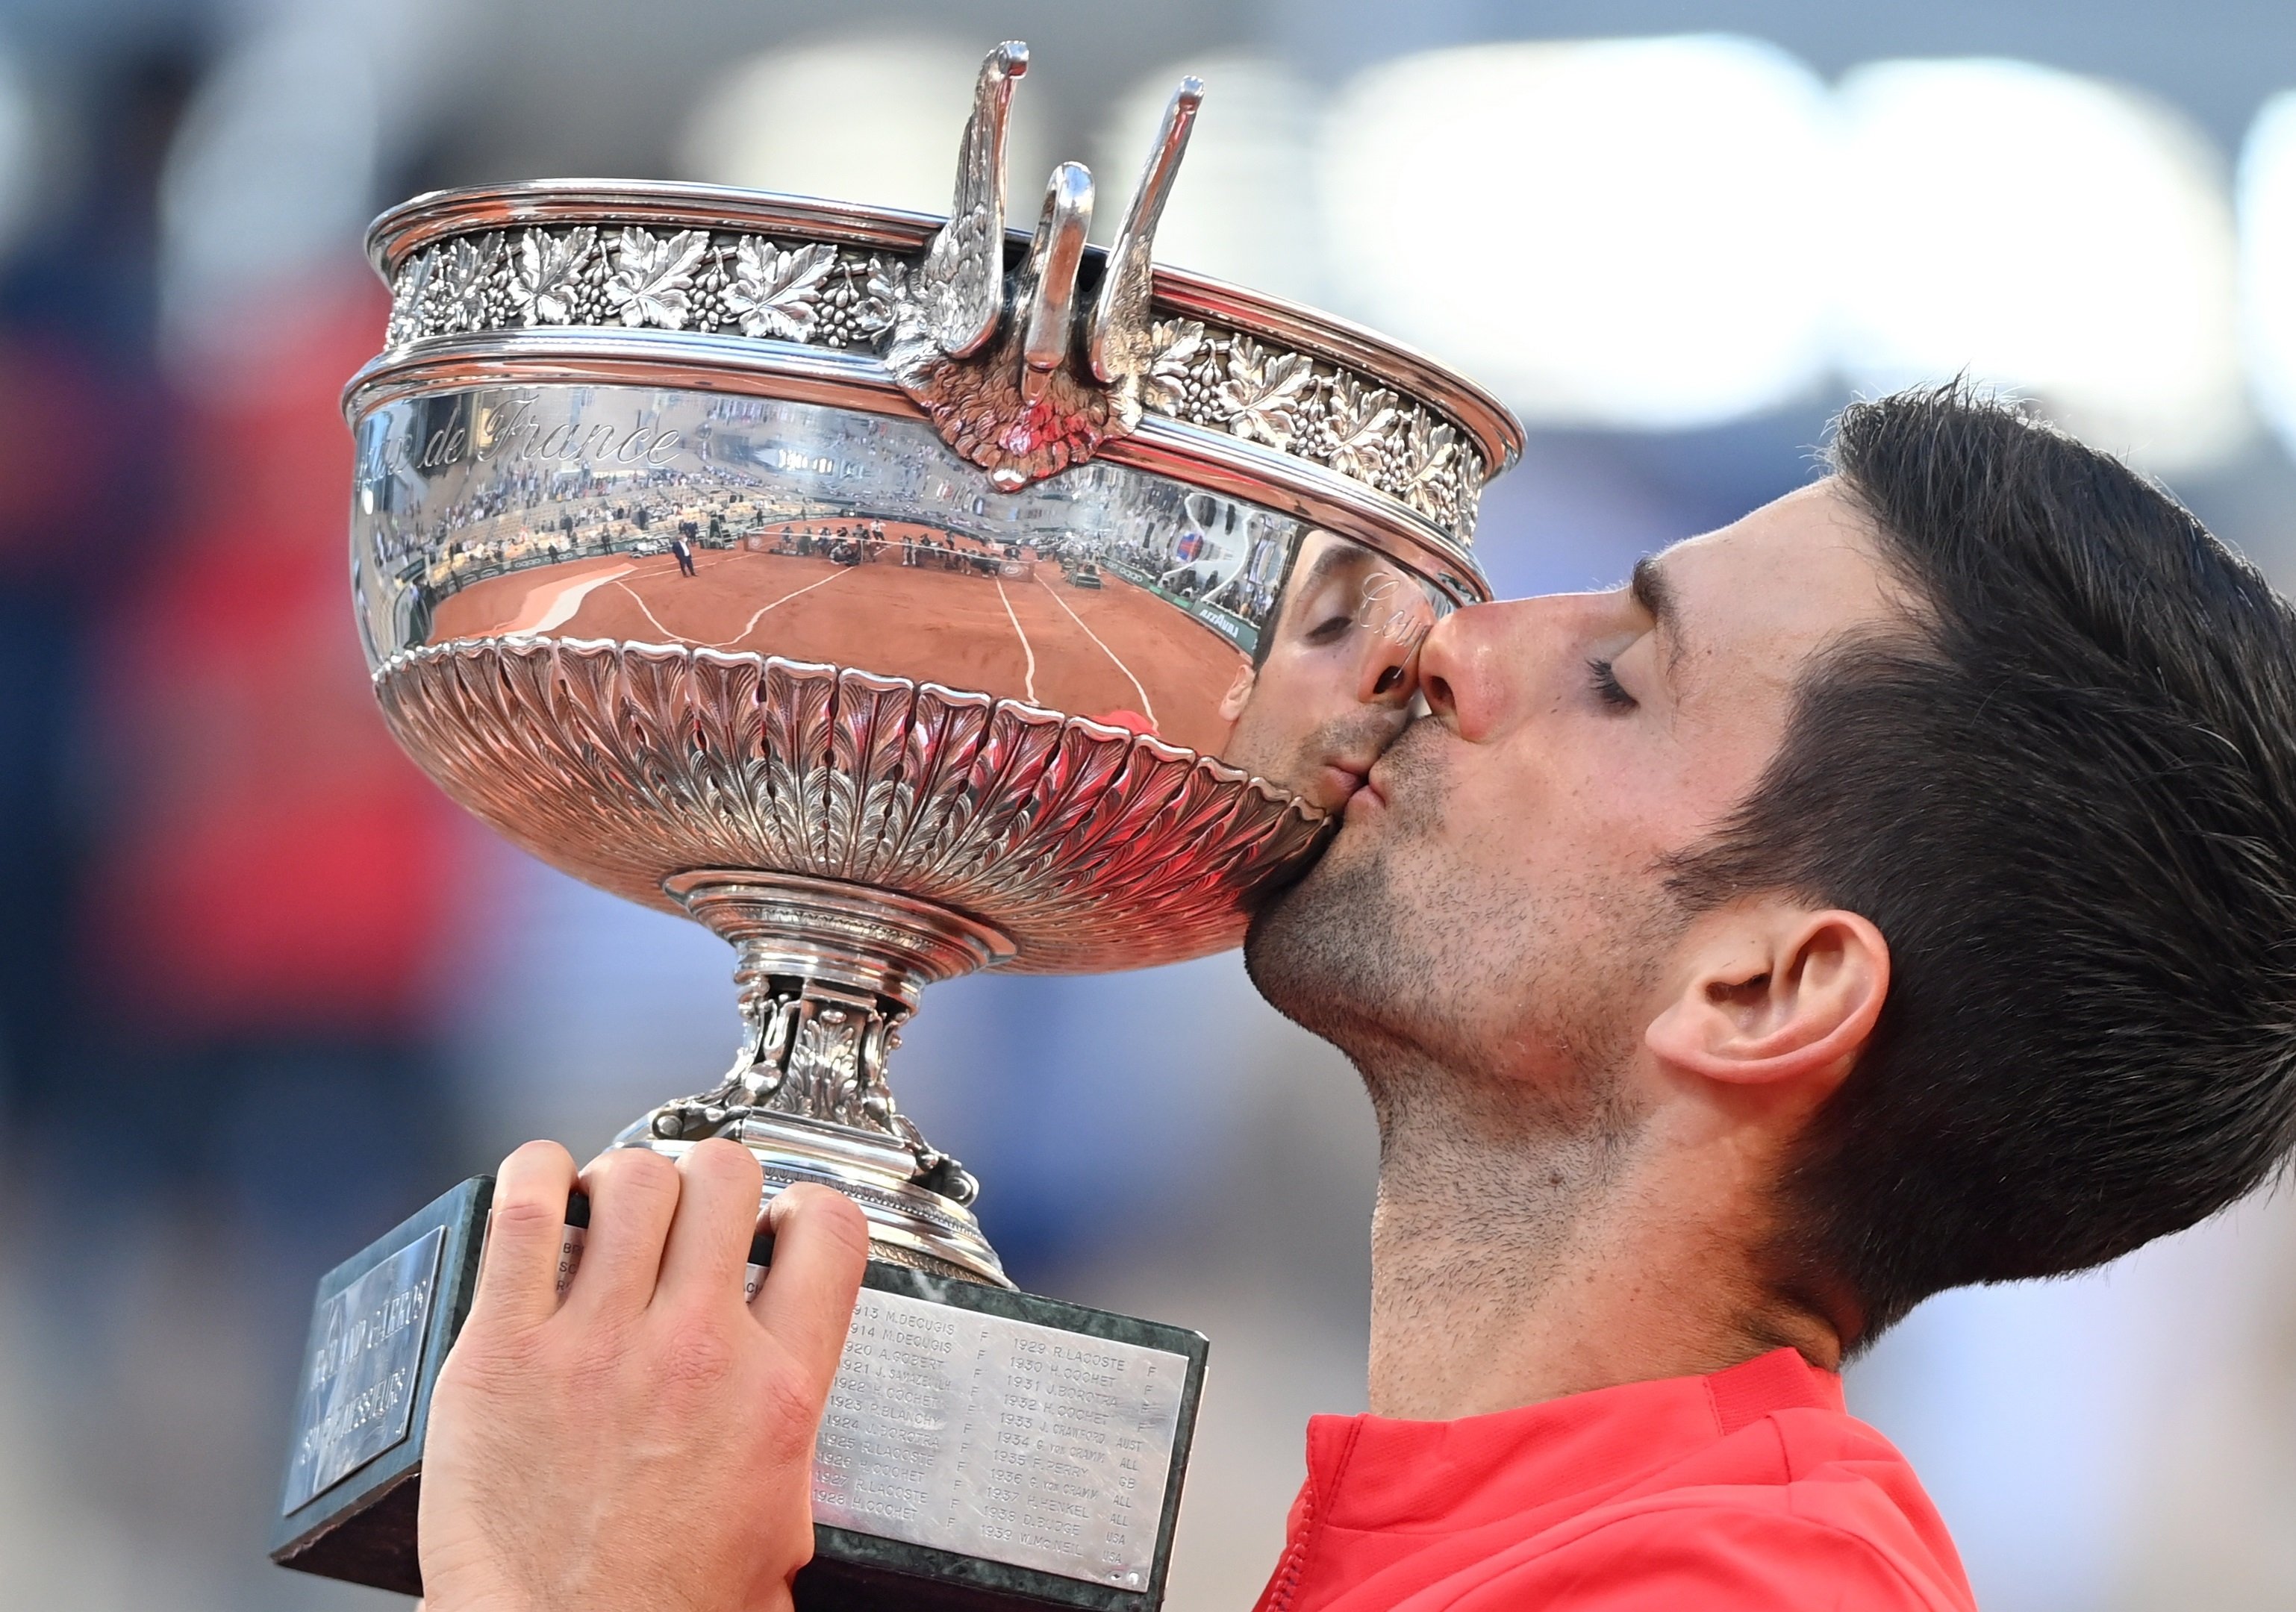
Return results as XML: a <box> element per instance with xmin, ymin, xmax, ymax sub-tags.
<box><xmin>1</xmin><ymin>0</ymin><xmax>2295</xmax><ymax>1606</ymax></box>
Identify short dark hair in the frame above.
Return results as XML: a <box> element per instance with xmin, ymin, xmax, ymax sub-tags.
<box><xmin>1672</xmin><ymin>384</ymin><xmax>2296</xmax><ymax>1345</ymax></box>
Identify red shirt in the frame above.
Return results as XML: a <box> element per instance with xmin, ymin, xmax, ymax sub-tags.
<box><xmin>1250</xmin><ymin>1348</ymin><xmax>1974</xmax><ymax>1612</ymax></box>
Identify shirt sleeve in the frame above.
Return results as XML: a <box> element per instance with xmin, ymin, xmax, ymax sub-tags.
<box><xmin>1434</xmin><ymin>1506</ymin><xmax>1961</xmax><ymax>1612</ymax></box>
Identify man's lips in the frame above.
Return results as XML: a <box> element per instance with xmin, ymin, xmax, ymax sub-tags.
<box><xmin>1322</xmin><ymin>755</ymin><xmax>1384</xmax><ymax>811</ymax></box>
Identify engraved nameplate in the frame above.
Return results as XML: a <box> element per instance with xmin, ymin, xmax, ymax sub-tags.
<box><xmin>282</xmin><ymin>1226</ymin><xmax>446</xmax><ymax>1515</ymax></box>
<box><xmin>811</xmin><ymin>1287</ymin><xmax>1188</xmax><ymax>1590</ymax></box>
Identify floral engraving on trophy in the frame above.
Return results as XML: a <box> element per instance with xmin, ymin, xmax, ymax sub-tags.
<box><xmin>1216</xmin><ymin>334</ymin><xmax>1314</xmax><ymax>450</ymax></box>
<box><xmin>383</xmin><ymin>247</ymin><xmax>431</xmax><ymax>349</ymax></box>
<box><xmin>1140</xmin><ymin>315</ymin><xmax>1480</xmax><ymax>534</ymax></box>
<box><xmin>508</xmin><ymin>225</ymin><xmax>596</xmax><ymax>325</ymax></box>
<box><xmin>723</xmin><ymin>237</ymin><xmax>838</xmax><ymax>340</ymax></box>
<box><xmin>377</xmin><ymin>220</ymin><xmax>1488</xmax><ymax>542</ymax></box>
<box><xmin>431</xmin><ymin>234</ymin><xmax>496</xmax><ymax>334</ymax></box>
<box><xmin>1312</xmin><ymin>374</ymin><xmax>1402</xmax><ymax>484</ymax></box>
<box><xmin>605</xmin><ymin>226</ymin><xmax>710</xmax><ymax>329</ymax></box>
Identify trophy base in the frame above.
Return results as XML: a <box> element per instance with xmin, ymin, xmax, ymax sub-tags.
<box><xmin>272</xmin><ymin>1178</ymin><xmax>1207</xmax><ymax>1611</ymax></box>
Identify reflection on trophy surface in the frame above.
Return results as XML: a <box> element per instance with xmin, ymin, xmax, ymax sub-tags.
<box><xmin>275</xmin><ymin>37</ymin><xmax>1520</xmax><ymax>1609</ymax></box>
<box><xmin>1220</xmin><ymin>528</ymin><xmax>1437</xmax><ymax>811</ymax></box>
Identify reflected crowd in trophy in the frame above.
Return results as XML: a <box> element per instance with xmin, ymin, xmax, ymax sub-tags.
<box><xmin>7</xmin><ymin>5</ymin><xmax>2296</xmax><ymax>1611</ymax></box>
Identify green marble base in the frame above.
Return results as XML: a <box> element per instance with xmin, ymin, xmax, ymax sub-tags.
<box><xmin>270</xmin><ymin>1177</ymin><xmax>1208</xmax><ymax>1612</ymax></box>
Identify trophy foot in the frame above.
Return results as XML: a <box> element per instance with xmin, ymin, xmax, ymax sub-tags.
<box><xmin>617</xmin><ymin>870</ymin><xmax>1018</xmax><ymax>1287</ymax></box>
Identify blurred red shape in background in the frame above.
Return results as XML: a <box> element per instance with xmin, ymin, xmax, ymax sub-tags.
<box><xmin>87</xmin><ymin>278</ymin><xmax>467</xmax><ymax>1040</ymax></box>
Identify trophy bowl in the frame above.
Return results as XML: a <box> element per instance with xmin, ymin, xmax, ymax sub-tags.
<box><xmin>280</xmin><ymin>42</ymin><xmax>1523</xmax><ymax>1606</ymax></box>
<box><xmin>345</xmin><ymin>45</ymin><xmax>1517</xmax><ymax>1290</ymax></box>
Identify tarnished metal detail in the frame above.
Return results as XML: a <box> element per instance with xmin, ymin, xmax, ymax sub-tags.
<box><xmin>372</xmin><ymin>637</ymin><xmax>1331</xmax><ymax>974</ymax></box>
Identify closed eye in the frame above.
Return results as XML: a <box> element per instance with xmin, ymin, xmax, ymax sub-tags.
<box><xmin>1587</xmin><ymin>656</ymin><xmax>1638</xmax><ymax>710</ymax></box>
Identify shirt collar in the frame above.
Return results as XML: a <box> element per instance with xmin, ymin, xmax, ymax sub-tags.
<box><xmin>1308</xmin><ymin>1347</ymin><xmax>1843</xmax><ymax>1534</ymax></box>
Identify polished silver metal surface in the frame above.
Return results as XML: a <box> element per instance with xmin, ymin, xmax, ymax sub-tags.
<box><xmin>810</xmin><ymin>1284</ymin><xmax>1188</xmax><ymax>1589</ymax></box>
<box><xmin>877</xmin><ymin>52</ymin><xmax>1205</xmax><ymax>491</ymax></box>
<box><xmin>282</xmin><ymin>1227</ymin><xmax>445</xmax><ymax>1513</ymax></box>
<box><xmin>369</xmin><ymin>213</ymin><xmax>1500</xmax><ymax>546</ymax></box>
<box><xmin>360</xmin><ymin>46</ymin><xmax>1519</xmax><ymax>555</ymax></box>
<box><xmin>348</xmin><ymin>41</ymin><xmax>1516</xmax><ymax>1280</ymax></box>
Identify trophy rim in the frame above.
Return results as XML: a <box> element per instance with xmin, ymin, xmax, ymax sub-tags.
<box><xmin>362</xmin><ymin>177</ymin><xmax>1527</xmax><ymax>483</ymax></box>
<box><xmin>343</xmin><ymin>332</ymin><xmax>1491</xmax><ymax>606</ymax></box>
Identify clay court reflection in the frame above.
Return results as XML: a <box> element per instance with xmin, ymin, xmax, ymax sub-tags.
<box><xmin>354</xmin><ymin>387</ymin><xmax>1455</xmax><ymax>806</ymax></box>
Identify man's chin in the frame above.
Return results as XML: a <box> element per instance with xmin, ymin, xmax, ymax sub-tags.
<box><xmin>1243</xmin><ymin>827</ymin><xmax>1397</xmax><ymax>1046</ymax></box>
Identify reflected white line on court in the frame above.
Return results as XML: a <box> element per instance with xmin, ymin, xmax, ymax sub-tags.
<box><xmin>702</xmin><ymin>563</ymin><xmax>854</xmax><ymax>649</ymax></box>
<box><xmin>1034</xmin><ymin>568</ymin><xmax>1157</xmax><ymax>728</ymax></box>
<box><xmin>608</xmin><ymin>560</ymin><xmax>852</xmax><ymax>651</ymax></box>
<box><xmin>609</xmin><ymin>581</ymin><xmax>692</xmax><ymax>648</ymax></box>
<box><xmin>995</xmin><ymin>578</ymin><xmax>1039</xmax><ymax>705</ymax></box>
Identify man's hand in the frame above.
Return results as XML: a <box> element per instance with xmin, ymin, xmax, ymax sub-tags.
<box><xmin>417</xmin><ymin>1138</ymin><xmax>870</xmax><ymax>1612</ymax></box>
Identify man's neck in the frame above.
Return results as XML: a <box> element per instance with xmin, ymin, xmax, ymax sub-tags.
<box><xmin>1361</xmin><ymin>1061</ymin><xmax>1841</xmax><ymax>1421</ymax></box>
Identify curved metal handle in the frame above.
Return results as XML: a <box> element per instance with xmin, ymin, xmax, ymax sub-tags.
<box><xmin>1091</xmin><ymin>77</ymin><xmax>1205</xmax><ymax>384</ymax></box>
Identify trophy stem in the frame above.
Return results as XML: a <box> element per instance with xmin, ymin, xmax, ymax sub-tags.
<box><xmin>617</xmin><ymin>870</ymin><xmax>1018</xmax><ymax>1286</ymax></box>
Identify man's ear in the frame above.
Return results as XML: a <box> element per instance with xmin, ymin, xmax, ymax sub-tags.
<box><xmin>1218</xmin><ymin>662</ymin><xmax>1257</xmax><ymax>723</ymax></box>
<box><xmin>1644</xmin><ymin>905</ymin><xmax>1889</xmax><ymax>1091</ymax></box>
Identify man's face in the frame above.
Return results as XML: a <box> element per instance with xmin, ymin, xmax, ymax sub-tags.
<box><xmin>1220</xmin><ymin>531</ymin><xmax>1435</xmax><ymax>810</ymax></box>
<box><xmin>1245</xmin><ymin>479</ymin><xmax>1907</xmax><ymax>1103</ymax></box>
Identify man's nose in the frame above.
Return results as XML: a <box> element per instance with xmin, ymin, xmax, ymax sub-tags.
<box><xmin>1416</xmin><ymin>601</ymin><xmax>1528</xmax><ymax>742</ymax></box>
<box><xmin>1357</xmin><ymin>623</ymin><xmax>1420</xmax><ymax>708</ymax></box>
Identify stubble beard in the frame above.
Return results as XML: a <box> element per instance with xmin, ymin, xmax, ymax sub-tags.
<box><xmin>1227</xmin><ymin>700</ymin><xmax>1407</xmax><ymax>816</ymax></box>
<box><xmin>1244</xmin><ymin>721</ymin><xmax>1668</xmax><ymax>1369</ymax></box>
<box><xmin>1245</xmin><ymin>719</ymin><xmax>1648</xmax><ymax>1131</ymax></box>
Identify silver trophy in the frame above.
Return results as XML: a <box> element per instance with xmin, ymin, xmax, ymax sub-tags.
<box><xmin>275</xmin><ymin>41</ymin><xmax>1519</xmax><ymax>1610</ymax></box>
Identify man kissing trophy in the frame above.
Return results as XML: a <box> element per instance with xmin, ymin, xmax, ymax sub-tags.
<box><xmin>270</xmin><ymin>40</ymin><xmax>1519</xmax><ymax>1612</ymax></box>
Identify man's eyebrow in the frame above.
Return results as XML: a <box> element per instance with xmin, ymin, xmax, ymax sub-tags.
<box><xmin>1303</xmin><ymin>537</ymin><xmax>1376</xmax><ymax>587</ymax></box>
<box><xmin>1630</xmin><ymin>554</ymin><xmax>1685</xmax><ymax>672</ymax></box>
